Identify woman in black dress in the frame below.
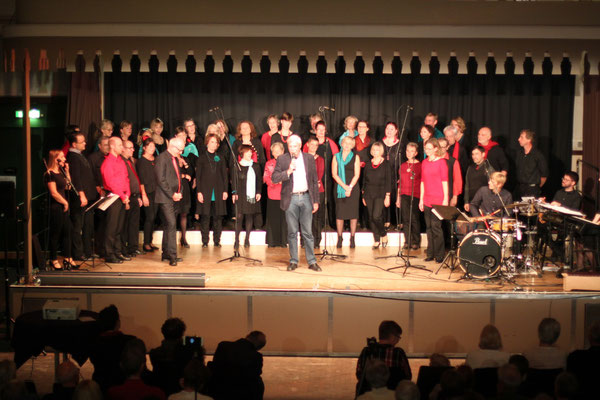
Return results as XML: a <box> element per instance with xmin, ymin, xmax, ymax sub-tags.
<box><xmin>232</xmin><ymin>145</ymin><xmax>262</xmax><ymax>249</ymax></box>
<box><xmin>232</xmin><ymin>121</ymin><xmax>266</xmax><ymax>170</ymax></box>
<box><xmin>362</xmin><ymin>142</ymin><xmax>392</xmax><ymax>249</ymax></box>
<box><xmin>332</xmin><ymin>136</ymin><xmax>361</xmax><ymax>248</ymax></box>
<box><xmin>136</xmin><ymin>138</ymin><xmax>159</xmax><ymax>253</ymax></box>
<box><xmin>45</xmin><ymin>150</ymin><xmax>74</xmax><ymax>270</ymax></box>
<box><xmin>382</xmin><ymin>121</ymin><xmax>404</xmax><ymax>229</ymax></box>
<box><xmin>172</xmin><ymin>127</ymin><xmax>194</xmax><ymax>248</ymax></box>
<box><xmin>196</xmin><ymin>133</ymin><xmax>229</xmax><ymax>247</ymax></box>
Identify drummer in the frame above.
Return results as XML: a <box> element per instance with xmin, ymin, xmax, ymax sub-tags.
<box><xmin>469</xmin><ymin>172</ymin><xmax>513</xmax><ymax>218</ymax></box>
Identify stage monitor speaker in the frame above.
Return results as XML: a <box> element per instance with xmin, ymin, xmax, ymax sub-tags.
<box><xmin>0</xmin><ymin>180</ymin><xmax>16</xmax><ymax>220</ymax></box>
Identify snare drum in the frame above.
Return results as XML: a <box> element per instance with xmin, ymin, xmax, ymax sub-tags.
<box><xmin>490</xmin><ymin>218</ymin><xmax>518</xmax><ymax>232</ymax></box>
<box><xmin>457</xmin><ymin>231</ymin><xmax>502</xmax><ymax>278</ymax></box>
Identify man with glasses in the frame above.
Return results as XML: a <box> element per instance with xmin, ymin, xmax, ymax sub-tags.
<box><xmin>355</xmin><ymin>320</ymin><xmax>412</xmax><ymax>396</ymax></box>
<box><xmin>155</xmin><ymin>137</ymin><xmax>185</xmax><ymax>266</ymax></box>
<box><xmin>551</xmin><ymin>171</ymin><xmax>582</xmax><ymax>211</ymax></box>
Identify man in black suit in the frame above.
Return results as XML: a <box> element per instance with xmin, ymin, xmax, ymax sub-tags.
<box><xmin>121</xmin><ymin>140</ymin><xmax>143</xmax><ymax>257</ymax></box>
<box><xmin>66</xmin><ymin>133</ymin><xmax>98</xmax><ymax>261</ymax></box>
<box><xmin>155</xmin><ymin>137</ymin><xmax>185</xmax><ymax>266</ymax></box>
<box><xmin>272</xmin><ymin>135</ymin><xmax>321</xmax><ymax>272</ymax></box>
<box><xmin>87</xmin><ymin>136</ymin><xmax>109</xmax><ymax>256</ymax></box>
<box><xmin>208</xmin><ymin>331</ymin><xmax>266</xmax><ymax>400</ymax></box>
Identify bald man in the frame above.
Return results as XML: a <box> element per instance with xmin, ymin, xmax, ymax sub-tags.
<box><xmin>477</xmin><ymin>127</ymin><xmax>509</xmax><ymax>176</ymax></box>
<box><xmin>101</xmin><ymin>137</ymin><xmax>130</xmax><ymax>263</ymax></box>
<box><xmin>155</xmin><ymin>137</ymin><xmax>185</xmax><ymax>266</ymax></box>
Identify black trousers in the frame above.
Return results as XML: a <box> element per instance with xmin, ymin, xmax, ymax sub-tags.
<box><xmin>70</xmin><ymin>201</ymin><xmax>95</xmax><ymax>258</ymax></box>
<box><xmin>159</xmin><ymin>201</ymin><xmax>177</xmax><ymax>259</ymax></box>
<box><xmin>400</xmin><ymin>195</ymin><xmax>421</xmax><ymax>247</ymax></box>
<box><xmin>365</xmin><ymin>196</ymin><xmax>387</xmax><ymax>242</ymax></box>
<box><xmin>121</xmin><ymin>194</ymin><xmax>141</xmax><ymax>253</ymax></box>
<box><xmin>104</xmin><ymin>200</ymin><xmax>125</xmax><ymax>259</ymax></box>
<box><xmin>424</xmin><ymin>205</ymin><xmax>445</xmax><ymax>259</ymax></box>
<box><xmin>49</xmin><ymin>204</ymin><xmax>72</xmax><ymax>260</ymax></box>
<box><xmin>517</xmin><ymin>183</ymin><xmax>540</xmax><ymax>199</ymax></box>
<box><xmin>142</xmin><ymin>191</ymin><xmax>158</xmax><ymax>246</ymax></box>
<box><xmin>266</xmin><ymin>198</ymin><xmax>287</xmax><ymax>247</ymax></box>
<box><xmin>311</xmin><ymin>193</ymin><xmax>325</xmax><ymax>248</ymax></box>
<box><xmin>200</xmin><ymin>202</ymin><xmax>224</xmax><ymax>245</ymax></box>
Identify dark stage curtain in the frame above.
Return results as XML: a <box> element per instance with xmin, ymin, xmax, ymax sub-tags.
<box><xmin>104</xmin><ymin>72</ymin><xmax>574</xmax><ymax>198</ymax></box>
<box><xmin>68</xmin><ymin>71</ymin><xmax>101</xmax><ymax>146</ymax></box>
<box><xmin>583</xmin><ymin>75</ymin><xmax>600</xmax><ymax>215</ymax></box>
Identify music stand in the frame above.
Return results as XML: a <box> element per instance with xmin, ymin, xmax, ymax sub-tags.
<box><xmin>76</xmin><ymin>196</ymin><xmax>115</xmax><ymax>270</ymax></box>
<box><xmin>433</xmin><ymin>205</ymin><xmax>471</xmax><ymax>277</ymax></box>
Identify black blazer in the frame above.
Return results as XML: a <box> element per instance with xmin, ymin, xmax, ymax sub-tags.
<box><xmin>272</xmin><ymin>152</ymin><xmax>319</xmax><ymax>211</ymax></box>
<box><xmin>154</xmin><ymin>151</ymin><xmax>181</xmax><ymax>204</ymax></box>
<box><xmin>66</xmin><ymin>150</ymin><xmax>98</xmax><ymax>201</ymax></box>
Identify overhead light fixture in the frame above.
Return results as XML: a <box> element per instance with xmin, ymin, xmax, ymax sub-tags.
<box><xmin>15</xmin><ymin>109</ymin><xmax>41</xmax><ymax>119</ymax></box>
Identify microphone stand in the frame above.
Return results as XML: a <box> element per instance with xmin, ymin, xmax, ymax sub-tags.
<box><xmin>210</xmin><ymin>107</ymin><xmax>261</xmax><ymax>265</ymax></box>
<box><xmin>314</xmin><ymin>106</ymin><xmax>346</xmax><ymax>260</ymax></box>
<box><xmin>378</xmin><ymin>106</ymin><xmax>426</xmax><ymax>274</ymax></box>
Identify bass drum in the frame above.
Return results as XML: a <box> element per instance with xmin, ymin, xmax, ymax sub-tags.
<box><xmin>457</xmin><ymin>231</ymin><xmax>502</xmax><ymax>278</ymax></box>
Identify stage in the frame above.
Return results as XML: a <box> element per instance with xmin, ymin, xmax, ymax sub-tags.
<box><xmin>9</xmin><ymin>231</ymin><xmax>600</xmax><ymax>359</ymax></box>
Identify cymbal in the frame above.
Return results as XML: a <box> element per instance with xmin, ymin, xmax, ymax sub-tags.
<box><xmin>505</xmin><ymin>202</ymin><xmax>529</xmax><ymax>209</ymax></box>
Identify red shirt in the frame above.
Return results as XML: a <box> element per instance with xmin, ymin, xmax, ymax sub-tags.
<box><xmin>263</xmin><ymin>159</ymin><xmax>282</xmax><ymax>200</ymax></box>
<box><xmin>101</xmin><ymin>153</ymin><xmax>130</xmax><ymax>201</ymax></box>
<box><xmin>421</xmin><ymin>157</ymin><xmax>448</xmax><ymax>207</ymax></box>
<box><xmin>399</xmin><ymin>161</ymin><xmax>421</xmax><ymax>198</ymax></box>
<box><xmin>107</xmin><ymin>378</ymin><xmax>165</xmax><ymax>400</ymax></box>
<box><xmin>315</xmin><ymin>154</ymin><xmax>325</xmax><ymax>193</ymax></box>
<box><xmin>443</xmin><ymin>153</ymin><xmax>463</xmax><ymax>197</ymax></box>
<box><xmin>261</xmin><ymin>131</ymin><xmax>274</xmax><ymax>161</ymax></box>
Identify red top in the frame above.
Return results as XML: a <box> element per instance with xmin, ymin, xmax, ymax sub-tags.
<box><xmin>478</xmin><ymin>140</ymin><xmax>499</xmax><ymax>158</ymax></box>
<box><xmin>107</xmin><ymin>378</ymin><xmax>166</xmax><ymax>400</ymax></box>
<box><xmin>261</xmin><ymin>131</ymin><xmax>274</xmax><ymax>161</ymax></box>
<box><xmin>302</xmin><ymin>137</ymin><xmax>339</xmax><ymax>154</ymax></box>
<box><xmin>315</xmin><ymin>154</ymin><xmax>325</xmax><ymax>193</ymax></box>
<box><xmin>101</xmin><ymin>153</ymin><xmax>130</xmax><ymax>201</ymax></box>
<box><xmin>443</xmin><ymin>153</ymin><xmax>463</xmax><ymax>196</ymax></box>
<box><xmin>421</xmin><ymin>157</ymin><xmax>448</xmax><ymax>207</ymax></box>
<box><xmin>399</xmin><ymin>161</ymin><xmax>422</xmax><ymax>198</ymax></box>
<box><xmin>263</xmin><ymin>158</ymin><xmax>282</xmax><ymax>200</ymax></box>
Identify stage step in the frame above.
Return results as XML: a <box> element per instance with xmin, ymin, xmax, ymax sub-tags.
<box><xmin>562</xmin><ymin>272</ymin><xmax>600</xmax><ymax>291</ymax></box>
<box><xmin>145</xmin><ymin>231</ymin><xmax>429</xmax><ymax>248</ymax></box>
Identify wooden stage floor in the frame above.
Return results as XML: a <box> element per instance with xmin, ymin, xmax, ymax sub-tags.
<box><xmin>72</xmin><ymin>243</ymin><xmax>566</xmax><ymax>294</ymax></box>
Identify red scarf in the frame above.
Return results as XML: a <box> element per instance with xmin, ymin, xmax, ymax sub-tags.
<box><xmin>451</xmin><ymin>142</ymin><xmax>460</xmax><ymax>161</ymax></box>
<box><xmin>478</xmin><ymin>140</ymin><xmax>499</xmax><ymax>158</ymax></box>
<box><xmin>355</xmin><ymin>135</ymin><xmax>371</xmax><ymax>152</ymax></box>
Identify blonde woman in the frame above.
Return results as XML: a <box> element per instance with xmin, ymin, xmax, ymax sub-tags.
<box><xmin>332</xmin><ymin>136</ymin><xmax>361</xmax><ymax>248</ymax></box>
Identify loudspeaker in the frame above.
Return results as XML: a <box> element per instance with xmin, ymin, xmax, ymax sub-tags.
<box><xmin>0</xmin><ymin>181</ymin><xmax>16</xmax><ymax>219</ymax></box>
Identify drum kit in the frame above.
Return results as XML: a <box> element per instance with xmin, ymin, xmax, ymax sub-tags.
<box><xmin>453</xmin><ymin>198</ymin><xmax>552</xmax><ymax>280</ymax></box>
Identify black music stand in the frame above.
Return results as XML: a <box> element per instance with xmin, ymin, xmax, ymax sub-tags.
<box><xmin>433</xmin><ymin>205</ymin><xmax>471</xmax><ymax>278</ymax></box>
<box><xmin>76</xmin><ymin>195</ymin><xmax>115</xmax><ymax>270</ymax></box>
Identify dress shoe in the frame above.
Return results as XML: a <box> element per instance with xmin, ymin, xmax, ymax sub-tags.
<box><xmin>287</xmin><ymin>262</ymin><xmax>298</xmax><ymax>271</ymax></box>
<box><xmin>150</xmin><ymin>244</ymin><xmax>159</xmax><ymax>250</ymax></box>
<box><xmin>143</xmin><ymin>245</ymin><xmax>155</xmax><ymax>252</ymax></box>
<box><xmin>131</xmin><ymin>249</ymin><xmax>145</xmax><ymax>256</ymax></box>
<box><xmin>105</xmin><ymin>257</ymin><xmax>123</xmax><ymax>264</ymax></box>
<box><xmin>169</xmin><ymin>259</ymin><xmax>178</xmax><ymax>266</ymax></box>
<box><xmin>214</xmin><ymin>243</ymin><xmax>221</xmax><ymax>248</ymax></box>
<box><xmin>411</xmin><ymin>244</ymin><xmax>420</xmax><ymax>250</ymax></box>
<box><xmin>424</xmin><ymin>257</ymin><xmax>435</xmax><ymax>262</ymax></box>
<box><xmin>372</xmin><ymin>242</ymin><xmax>380</xmax><ymax>250</ymax></box>
<box><xmin>382</xmin><ymin>237</ymin><xmax>388</xmax><ymax>248</ymax></box>
<box><xmin>435</xmin><ymin>258</ymin><xmax>444</xmax><ymax>263</ymax></box>
<box><xmin>402</xmin><ymin>243</ymin><xmax>409</xmax><ymax>250</ymax></box>
<box><xmin>117</xmin><ymin>254</ymin><xmax>131</xmax><ymax>261</ymax></box>
<box><xmin>202</xmin><ymin>244</ymin><xmax>208</xmax><ymax>248</ymax></box>
<box><xmin>308</xmin><ymin>263</ymin><xmax>322</xmax><ymax>272</ymax></box>
<box><xmin>350</xmin><ymin>236</ymin><xmax>356</xmax><ymax>248</ymax></box>
<box><xmin>180</xmin><ymin>239</ymin><xmax>190</xmax><ymax>248</ymax></box>
<box><xmin>244</xmin><ymin>236</ymin><xmax>250</xmax><ymax>247</ymax></box>
<box><xmin>336</xmin><ymin>236</ymin><xmax>343</xmax><ymax>248</ymax></box>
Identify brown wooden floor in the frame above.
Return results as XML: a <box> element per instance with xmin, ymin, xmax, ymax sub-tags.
<box><xmin>74</xmin><ymin>243</ymin><xmax>566</xmax><ymax>293</ymax></box>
